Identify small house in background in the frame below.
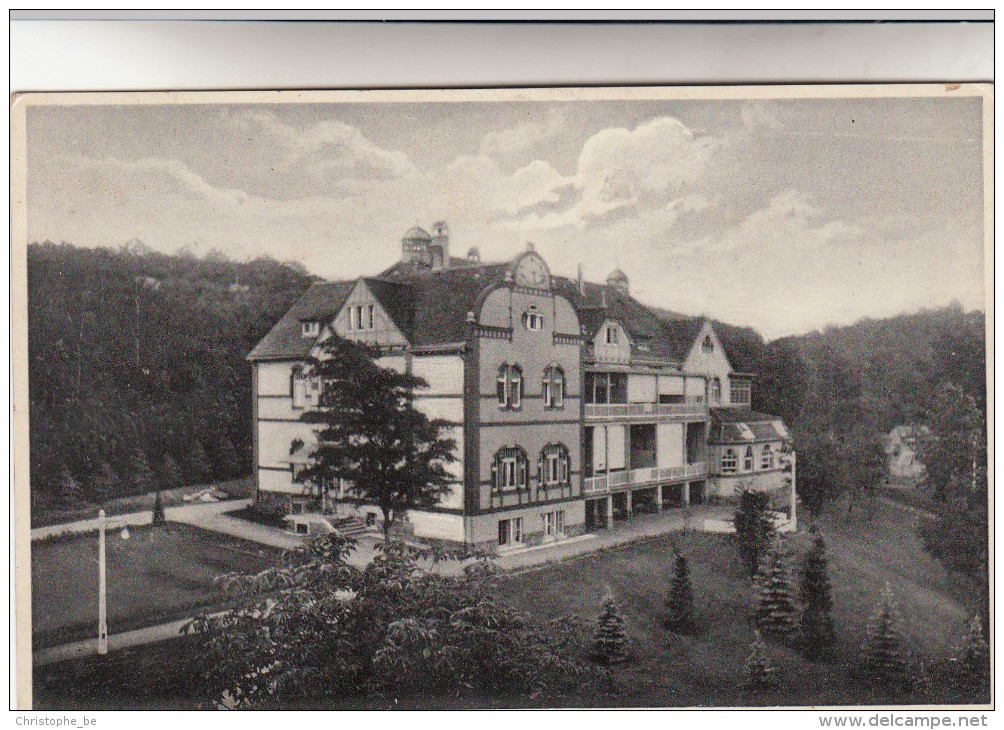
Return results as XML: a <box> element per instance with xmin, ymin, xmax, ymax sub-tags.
<box><xmin>884</xmin><ymin>425</ymin><xmax>928</xmax><ymax>483</ymax></box>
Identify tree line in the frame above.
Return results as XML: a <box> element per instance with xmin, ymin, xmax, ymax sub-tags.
<box><xmin>27</xmin><ymin>241</ymin><xmax>313</xmax><ymax>518</ymax></box>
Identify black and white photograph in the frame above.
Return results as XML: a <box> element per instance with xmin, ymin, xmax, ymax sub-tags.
<box><xmin>12</xmin><ymin>82</ymin><xmax>991</xmax><ymax>711</ymax></box>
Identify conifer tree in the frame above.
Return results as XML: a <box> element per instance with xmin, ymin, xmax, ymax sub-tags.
<box><xmin>665</xmin><ymin>553</ymin><xmax>695</xmax><ymax>633</ymax></box>
<box><xmin>90</xmin><ymin>462</ymin><xmax>120</xmax><ymax>504</ymax></box>
<box><xmin>58</xmin><ymin>466</ymin><xmax>83</xmax><ymax>506</ymax></box>
<box><xmin>955</xmin><ymin>614</ymin><xmax>990</xmax><ymax>692</ymax></box>
<box><xmin>798</xmin><ymin>528</ymin><xmax>835</xmax><ymax>656</ymax></box>
<box><xmin>129</xmin><ymin>447</ymin><xmax>156</xmax><ymax>494</ymax></box>
<box><xmin>591</xmin><ymin>590</ymin><xmax>631</xmax><ymax>665</ymax></box>
<box><xmin>159</xmin><ymin>454</ymin><xmax>184</xmax><ymax>490</ymax></box>
<box><xmin>861</xmin><ymin>582</ymin><xmax>909</xmax><ymax>687</ymax></box>
<box><xmin>734</xmin><ymin>489</ymin><xmax>776</xmax><ymax>577</ymax></box>
<box><xmin>152</xmin><ymin>489</ymin><xmax>166</xmax><ymax>525</ymax></box>
<box><xmin>742</xmin><ymin>630</ymin><xmax>778</xmax><ymax>689</ymax></box>
<box><xmin>185</xmin><ymin>440</ymin><xmax>212</xmax><ymax>484</ymax></box>
<box><xmin>754</xmin><ymin>537</ymin><xmax>796</xmax><ymax>638</ymax></box>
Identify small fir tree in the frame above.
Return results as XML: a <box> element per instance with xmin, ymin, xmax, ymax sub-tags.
<box><xmin>665</xmin><ymin>553</ymin><xmax>695</xmax><ymax>633</ymax></box>
<box><xmin>58</xmin><ymin>466</ymin><xmax>83</xmax><ymax>506</ymax></box>
<box><xmin>129</xmin><ymin>447</ymin><xmax>156</xmax><ymax>494</ymax></box>
<box><xmin>742</xmin><ymin>630</ymin><xmax>778</xmax><ymax>689</ymax></box>
<box><xmin>798</xmin><ymin>528</ymin><xmax>835</xmax><ymax>656</ymax></box>
<box><xmin>754</xmin><ymin>537</ymin><xmax>796</xmax><ymax>638</ymax></box>
<box><xmin>90</xmin><ymin>462</ymin><xmax>120</xmax><ymax>504</ymax></box>
<box><xmin>734</xmin><ymin>489</ymin><xmax>776</xmax><ymax>577</ymax></box>
<box><xmin>954</xmin><ymin>614</ymin><xmax>990</xmax><ymax>692</ymax></box>
<box><xmin>591</xmin><ymin>590</ymin><xmax>631</xmax><ymax>665</ymax></box>
<box><xmin>152</xmin><ymin>490</ymin><xmax>166</xmax><ymax>525</ymax></box>
<box><xmin>185</xmin><ymin>440</ymin><xmax>212</xmax><ymax>485</ymax></box>
<box><xmin>159</xmin><ymin>454</ymin><xmax>184</xmax><ymax>490</ymax></box>
<box><xmin>861</xmin><ymin>582</ymin><xmax>909</xmax><ymax>687</ymax></box>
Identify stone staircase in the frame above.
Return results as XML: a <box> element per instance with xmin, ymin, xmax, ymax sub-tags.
<box><xmin>327</xmin><ymin>515</ymin><xmax>369</xmax><ymax>538</ymax></box>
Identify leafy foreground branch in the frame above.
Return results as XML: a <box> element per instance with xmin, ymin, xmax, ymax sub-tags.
<box><xmin>185</xmin><ymin>534</ymin><xmax>610</xmax><ymax>709</ymax></box>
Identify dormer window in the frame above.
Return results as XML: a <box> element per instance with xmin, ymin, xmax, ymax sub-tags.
<box><xmin>522</xmin><ymin>306</ymin><xmax>544</xmax><ymax>331</ymax></box>
<box><xmin>702</xmin><ymin>335</ymin><xmax>714</xmax><ymax>353</ymax></box>
<box><xmin>605</xmin><ymin>325</ymin><xmax>619</xmax><ymax>344</ymax></box>
<box><xmin>301</xmin><ymin>321</ymin><xmax>320</xmax><ymax>338</ymax></box>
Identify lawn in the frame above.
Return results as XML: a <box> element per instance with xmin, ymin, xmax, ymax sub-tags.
<box><xmin>497</xmin><ymin>499</ymin><xmax>976</xmax><ymax>707</ymax></box>
<box><xmin>31</xmin><ymin>500</ymin><xmax>983</xmax><ymax>709</ymax></box>
<box><xmin>31</xmin><ymin>521</ymin><xmax>281</xmax><ymax>649</ymax></box>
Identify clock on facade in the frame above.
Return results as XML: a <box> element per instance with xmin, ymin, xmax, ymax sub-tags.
<box><xmin>515</xmin><ymin>254</ymin><xmax>550</xmax><ymax>289</ymax></box>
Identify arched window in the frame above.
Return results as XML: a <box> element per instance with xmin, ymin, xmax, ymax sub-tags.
<box><xmin>491</xmin><ymin>446</ymin><xmax>528</xmax><ymax>491</ymax></box>
<box><xmin>702</xmin><ymin>335</ymin><xmax>714</xmax><ymax>353</ymax></box>
<box><xmin>543</xmin><ymin>366</ymin><xmax>565</xmax><ymax>409</ymax></box>
<box><xmin>761</xmin><ymin>444</ymin><xmax>774</xmax><ymax>469</ymax></box>
<box><xmin>744</xmin><ymin>446</ymin><xmax>755</xmax><ymax>471</ymax></box>
<box><xmin>710</xmin><ymin>377</ymin><xmax>721</xmax><ymax>404</ymax></box>
<box><xmin>721</xmin><ymin>448</ymin><xmax>737</xmax><ymax>474</ymax></box>
<box><xmin>496</xmin><ymin>363</ymin><xmax>523</xmax><ymax>410</ymax></box>
<box><xmin>538</xmin><ymin>443</ymin><xmax>570</xmax><ymax>486</ymax></box>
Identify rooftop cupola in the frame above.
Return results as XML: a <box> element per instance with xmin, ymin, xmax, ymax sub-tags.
<box><xmin>430</xmin><ymin>220</ymin><xmax>450</xmax><ymax>269</ymax></box>
<box><xmin>401</xmin><ymin>225</ymin><xmax>433</xmax><ymax>266</ymax></box>
<box><xmin>607</xmin><ymin>268</ymin><xmax>629</xmax><ymax>297</ymax></box>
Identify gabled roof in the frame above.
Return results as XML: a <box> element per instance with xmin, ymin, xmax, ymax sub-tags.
<box><xmin>551</xmin><ymin>277</ymin><xmax>702</xmax><ymax>362</ymax></box>
<box><xmin>709</xmin><ymin>406</ymin><xmax>790</xmax><ymax>444</ymax></box>
<box><xmin>252</xmin><ymin>258</ymin><xmax>710</xmax><ymax>364</ymax></box>
<box><xmin>248</xmin><ymin>280</ymin><xmax>355</xmax><ymax>361</ymax></box>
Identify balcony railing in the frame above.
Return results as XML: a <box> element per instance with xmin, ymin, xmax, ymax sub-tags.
<box><xmin>584</xmin><ymin>402</ymin><xmax>707</xmax><ymax>420</ymax></box>
<box><xmin>583</xmin><ymin>461</ymin><xmax>709</xmax><ymax>495</ymax></box>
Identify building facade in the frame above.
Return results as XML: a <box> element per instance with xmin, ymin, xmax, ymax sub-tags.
<box><xmin>248</xmin><ymin>224</ymin><xmax>796</xmax><ymax>552</ymax></box>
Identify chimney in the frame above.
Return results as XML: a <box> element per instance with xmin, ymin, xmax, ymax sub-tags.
<box><xmin>577</xmin><ymin>263</ymin><xmax>584</xmax><ymax>296</ymax></box>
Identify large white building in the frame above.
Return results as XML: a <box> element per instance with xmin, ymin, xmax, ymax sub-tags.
<box><xmin>248</xmin><ymin>223</ymin><xmax>795</xmax><ymax>552</ymax></box>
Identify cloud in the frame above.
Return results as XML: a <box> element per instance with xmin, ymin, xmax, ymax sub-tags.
<box><xmin>478</xmin><ymin>108</ymin><xmax>569</xmax><ymax>167</ymax></box>
<box><xmin>501</xmin><ymin>116</ymin><xmax>720</xmax><ymax>231</ymax></box>
<box><xmin>716</xmin><ymin>189</ymin><xmax>864</xmax><ymax>253</ymax></box>
<box><xmin>241</xmin><ymin>110</ymin><xmax>419</xmax><ymax>181</ymax></box>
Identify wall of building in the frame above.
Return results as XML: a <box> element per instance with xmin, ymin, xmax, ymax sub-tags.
<box><xmin>466</xmin><ymin>499</ymin><xmax>587</xmax><ymax>552</ymax></box>
<box><xmin>474</xmin><ymin>279</ymin><xmax>583</xmax><ymax>524</ymax></box>
<box><xmin>682</xmin><ymin>322</ymin><xmax>733</xmax><ymax>405</ymax></box>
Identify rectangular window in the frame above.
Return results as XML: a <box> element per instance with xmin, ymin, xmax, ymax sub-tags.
<box><xmin>367</xmin><ymin>304</ymin><xmax>375</xmax><ymax>329</ymax></box>
<box><xmin>721</xmin><ymin>449</ymin><xmax>737</xmax><ymax>474</ymax></box>
<box><xmin>542</xmin><ymin>510</ymin><xmax>565</xmax><ymax>539</ymax></box>
<box><xmin>499</xmin><ymin>517</ymin><xmax>523</xmax><ymax>546</ymax></box>
<box><xmin>761</xmin><ymin>447</ymin><xmax>773</xmax><ymax>469</ymax></box>
<box><xmin>547</xmin><ymin>453</ymin><xmax>559</xmax><ymax>484</ymax></box>
<box><xmin>356</xmin><ymin>306</ymin><xmax>364</xmax><ymax>332</ymax></box>
<box><xmin>542</xmin><ymin>378</ymin><xmax>551</xmax><ymax>408</ymax></box>
<box><xmin>744</xmin><ymin>448</ymin><xmax>754</xmax><ymax>471</ymax></box>
<box><xmin>301</xmin><ymin>321</ymin><xmax>320</xmax><ymax>338</ymax></box>
<box><xmin>502</xmin><ymin>457</ymin><xmax>516</xmax><ymax>488</ymax></box>
<box><xmin>730</xmin><ymin>378</ymin><xmax>752</xmax><ymax>405</ymax></box>
<box><xmin>609</xmin><ymin>373</ymin><xmax>628</xmax><ymax>404</ymax></box>
<box><xmin>606</xmin><ymin>325</ymin><xmax>618</xmax><ymax>344</ymax></box>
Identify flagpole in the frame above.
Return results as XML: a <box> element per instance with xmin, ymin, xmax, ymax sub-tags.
<box><xmin>98</xmin><ymin>508</ymin><xmax>108</xmax><ymax>655</ymax></box>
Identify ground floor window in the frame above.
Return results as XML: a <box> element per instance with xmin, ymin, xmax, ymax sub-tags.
<box><xmin>542</xmin><ymin>509</ymin><xmax>565</xmax><ymax>539</ymax></box>
<box><xmin>498</xmin><ymin>517</ymin><xmax>523</xmax><ymax>546</ymax></box>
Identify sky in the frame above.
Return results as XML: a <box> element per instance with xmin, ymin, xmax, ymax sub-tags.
<box><xmin>25</xmin><ymin>92</ymin><xmax>986</xmax><ymax>340</ymax></box>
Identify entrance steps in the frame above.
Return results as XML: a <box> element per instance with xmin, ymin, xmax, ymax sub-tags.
<box><xmin>328</xmin><ymin>515</ymin><xmax>369</xmax><ymax>537</ymax></box>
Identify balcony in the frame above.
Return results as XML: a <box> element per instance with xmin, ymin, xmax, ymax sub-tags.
<box><xmin>584</xmin><ymin>402</ymin><xmax>707</xmax><ymax>421</ymax></box>
<box><xmin>583</xmin><ymin>461</ymin><xmax>709</xmax><ymax>495</ymax></box>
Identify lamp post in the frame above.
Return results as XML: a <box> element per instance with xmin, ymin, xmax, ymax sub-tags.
<box><xmin>97</xmin><ymin>509</ymin><xmax>130</xmax><ymax>655</ymax></box>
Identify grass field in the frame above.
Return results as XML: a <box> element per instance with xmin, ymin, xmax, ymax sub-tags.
<box><xmin>497</xmin><ymin>500</ymin><xmax>975</xmax><ymax>707</ymax></box>
<box><xmin>32</xmin><ymin>500</ymin><xmax>983</xmax><ymax>709</ymax></box>
<box><xmin>31</xmin><ymin>521</ymin><xmax>281</xmax><ymax>649</ymax></box>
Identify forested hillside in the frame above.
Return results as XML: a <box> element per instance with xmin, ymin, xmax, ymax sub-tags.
<box><xmin>27</xmin><ymin>241</ymin><xmax>314</xmax><ymax>514</ymax></box>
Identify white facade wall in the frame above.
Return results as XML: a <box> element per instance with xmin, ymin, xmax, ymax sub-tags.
<box><xmin>658</xmin><ymin>375</ymin><xmax>685</xmax><ymax>396</ymax></box>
